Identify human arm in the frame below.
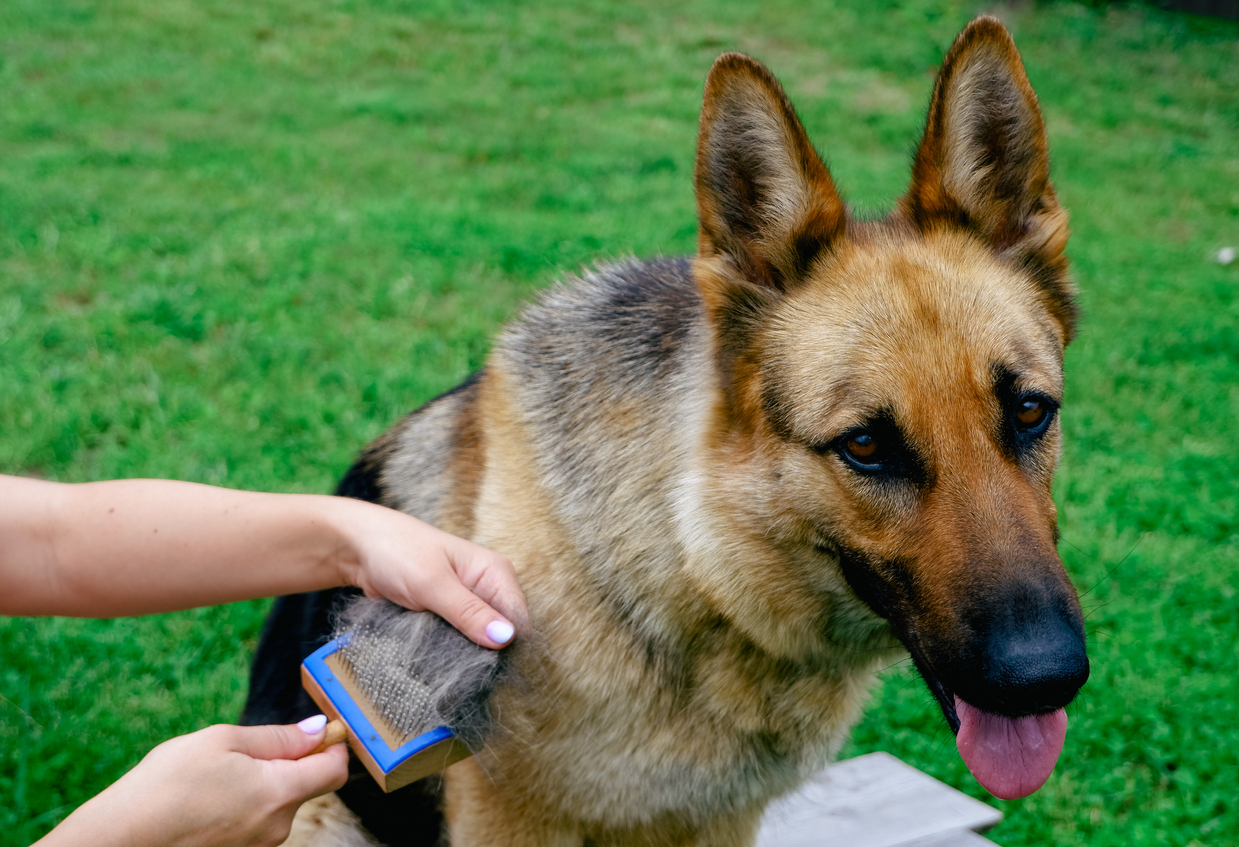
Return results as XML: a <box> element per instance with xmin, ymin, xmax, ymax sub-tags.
<box><xmin>0</xmin><ymin>475</ymin><xmax>525</xmax><ymax>647</ymax></box>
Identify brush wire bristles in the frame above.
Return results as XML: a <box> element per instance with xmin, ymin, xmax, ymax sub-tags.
<box><xmin>333</xmin><ymin>598</ymin><xmax>506</xmax><ymax>751</ymax></box>
<box><xmin>337</xmin><ymin>630</ymin><xmax>436</xmax><ymax>742</ymax></box>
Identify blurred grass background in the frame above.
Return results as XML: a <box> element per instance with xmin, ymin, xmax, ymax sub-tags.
<box><xmin>1</xmin><ymin>0</ymin><xmax>1236</xmax><ymax>844</ymax></box>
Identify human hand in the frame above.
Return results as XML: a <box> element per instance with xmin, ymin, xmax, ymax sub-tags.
<box><xmin>332</xmin><ymin>500</ymin><xmax>528</xmax><ymax>649</ymax></box>
<box><xmin>37</xmin><ymin>718</ymin><xmax>348</xmax><ymax>847</ymax></box>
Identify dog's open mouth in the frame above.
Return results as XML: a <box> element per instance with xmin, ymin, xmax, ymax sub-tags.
<box><xmin>953</xmin><ymin>697</ymin><xmax>1067</xmax><ymax>801</ymax></box>
<box><xmin>918</xmin><ymin>662</ymin><xmax>1070</xmax><ymax>800</ymax></box>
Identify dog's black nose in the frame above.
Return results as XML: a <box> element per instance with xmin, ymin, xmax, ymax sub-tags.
<box><xmin>951</xmin><ymin>583</ymin><xmax>1089</xmax><ymax>717</ymax></box>
<box><xmin>977</xmin><ymin>617</ymin><xmax>1089</xmax><ymax>715</ymax></box>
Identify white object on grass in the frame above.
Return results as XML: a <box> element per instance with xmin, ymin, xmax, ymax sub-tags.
<box><xmin>756</xmin><ymin>751</ymin><xmax>1003</xmax><ymax>847</ymax></box>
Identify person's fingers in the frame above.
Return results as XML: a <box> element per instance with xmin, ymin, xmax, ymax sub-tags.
<box><xmin>475</xmin><ymin>556</ymin><xmax>528</xmax><ymax>629</ymax></box>
<box><xmin>423</xmin><ymin>570</ymin><xmax>516</xmax><ymax>648</ymax></box>
<box><xmin>269</xmin><ymin>742</ymin><xmax>349</xmax><ymax>804</ymax></box>
<box><xmin>229</xmin><ymin>721</ymin><xmax>328</xmax><ymax>761</ymax></box>
<box><xmin>444</xmin><ymin>540</ymin><xmax>528</xmax><ymax>629</ymax></box>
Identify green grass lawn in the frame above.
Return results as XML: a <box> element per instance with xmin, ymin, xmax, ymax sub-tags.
<box><xmin>2</xmin><ymin>0</ymin><xmax>1236</xmax><ymax>844</ymax></box>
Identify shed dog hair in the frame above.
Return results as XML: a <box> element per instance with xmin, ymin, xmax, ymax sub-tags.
<box><xmin>243</xmin><ymin>16</ymin><xmax>1088</xmax><ymax>846</ymax></box>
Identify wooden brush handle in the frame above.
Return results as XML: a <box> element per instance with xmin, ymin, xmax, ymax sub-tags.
<box><xmin>310</xmin><ymin>719</ymin><xmax>348</xmax><ymax>754</ymax></box>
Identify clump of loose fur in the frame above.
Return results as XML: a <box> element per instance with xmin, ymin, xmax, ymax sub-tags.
<box><xmin>333</xmin><ymin>598</ymin><xmax>507</xmax><ymax>752</ymax></box>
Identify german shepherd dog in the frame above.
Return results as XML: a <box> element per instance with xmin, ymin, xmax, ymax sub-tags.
<box><xmin>243</xmin><ymin>16</ymin><xmax>1088</xmax><ymax>847</ymax></box>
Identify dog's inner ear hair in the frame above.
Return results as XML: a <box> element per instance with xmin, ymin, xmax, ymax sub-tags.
<box><xmin>695</xmin><ymin>53</ymin><xmax>846</xmax><ymax>293</ymax></box>
<box><xmin>901</xmin><ymin>17</ymin><xmax>1075</xmax><ymax>340</ymax></box>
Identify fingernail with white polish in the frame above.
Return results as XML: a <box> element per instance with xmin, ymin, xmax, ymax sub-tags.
<box><xmin>298</xmin><ymin>714</ymin><xmax>328</xmax><ymax>734</ymax></box>
<box><xmin>486</xmin><ymin>620</ymin><xmax>515</xmax><ymax>645</ymax></box>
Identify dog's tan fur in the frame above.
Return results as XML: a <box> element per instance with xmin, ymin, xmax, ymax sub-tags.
<box><xmin>282</xmin><ymin>17</ymin><xmax>1084</xmax><ymax>847</ymax></box>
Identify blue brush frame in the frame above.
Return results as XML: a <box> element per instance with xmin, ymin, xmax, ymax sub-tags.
<box><xmin>302</xmin><ymin>637</ymin><xmax>455</xmax><ymax>774</ymax></box>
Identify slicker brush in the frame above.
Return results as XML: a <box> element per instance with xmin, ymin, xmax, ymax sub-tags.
<box><xmin>301</xmin><ymin>597</ymin><xmax>507</xmax><ymax>792</ymax></box>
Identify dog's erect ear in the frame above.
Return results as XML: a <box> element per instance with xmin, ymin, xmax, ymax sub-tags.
<box><xmin>695</xmin><ymin>53</ymin><xmax>845</xmax><ymax>294</ymax></box>
<box><xmin>903</xmin><ymin>17</ymin><xmax>1075</xmax><ymax>339</ymax></box>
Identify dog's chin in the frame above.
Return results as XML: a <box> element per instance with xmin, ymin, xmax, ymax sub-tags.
<box><xmin>914</xmin><ymin>659</ymin><xmax>1069</xmax><ymax>801</ymax></box>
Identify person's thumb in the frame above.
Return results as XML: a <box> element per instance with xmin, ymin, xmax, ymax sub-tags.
<box><xmin>268</xmin><ymin>740</ymin><xmax>349</xmax><ymax>803</ymax></box>
<box><xmin>230</xmin><ymin>718</ymin><xmax>334</xmax><ymax>761</ymax></box>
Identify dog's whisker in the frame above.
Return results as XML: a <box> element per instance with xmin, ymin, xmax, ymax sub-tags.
<box><xmin>1077</xmin><ymin>534</ymin><xmax>1145</xmax><ymax>600</ymax></box>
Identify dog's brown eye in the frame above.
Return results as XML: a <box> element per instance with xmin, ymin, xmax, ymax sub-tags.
<box><xmin>1009</xmin><ymin>393</ymin><xmax>1057</xmax><ymax>442</ymax></box>
<box><xmin>831</xmin><ymin>419</ymin><xmax>920</xmax><ymax>480</ymax></box>
<box><xmin>846</xmin><ymin>433</ymin><xmax>878</xmax><ymax>459</ymax></box>
<box><xmin>1015</xmin><ymin>398</ymin><xmax>1047</xmax><ymax>429</ymax></box>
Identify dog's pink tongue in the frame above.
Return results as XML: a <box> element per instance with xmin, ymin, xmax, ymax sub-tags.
<box><xmin>954</xmin><ymin>697</ymin><xmax>1067</xmax><ymax>800</ymax></box>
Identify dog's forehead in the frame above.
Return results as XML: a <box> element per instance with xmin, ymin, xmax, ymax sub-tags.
<box><xmin>767</xmin><ymin>230</ymin><xmax>1065</xmax><ymax>430</ymax></box>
